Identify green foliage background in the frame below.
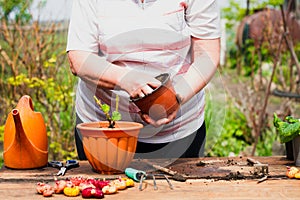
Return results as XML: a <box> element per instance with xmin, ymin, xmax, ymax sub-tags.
<box><xmin>0</xmin><ymin>0</ymin><xmax>33</xmax><ymax>22</ymax></box>
<box><xmin>205</xmin><ymin>0</ymin><xmax>299</xmax><ymax>157</ymax></box>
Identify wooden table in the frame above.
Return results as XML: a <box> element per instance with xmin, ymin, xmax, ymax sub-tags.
<box><xmin>1</xmin><ymin>156</ymin><xmax>300</xmax><ymax>199</ymax></box>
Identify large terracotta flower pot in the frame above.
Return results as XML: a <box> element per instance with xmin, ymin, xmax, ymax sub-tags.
<box><xmin>131</xmin><ymin>73</ymin><xmax>179</xmax><ymax>120</ymax></box>
<box><xmin>76</xmin><ymin>121</ymin><xmax>143</xmax><ymax>174</ymax></box>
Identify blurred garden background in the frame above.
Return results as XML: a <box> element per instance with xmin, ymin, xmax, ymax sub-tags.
<box><xmin>0</xmin><ymin>0</ymin><xmax>300</xmax><ymax>167</ymax></box>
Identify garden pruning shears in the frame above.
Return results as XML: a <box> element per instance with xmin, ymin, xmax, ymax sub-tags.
<box><xmin>48</xmin><ymin>160</ymin><xmax>79</xmax><ymax>176</ymax></box>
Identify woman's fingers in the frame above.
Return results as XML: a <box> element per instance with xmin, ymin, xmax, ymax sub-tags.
<box><xmin>132</xmin><ymin>83</ymin><xmax>160</xmax><ymax>99</ymax></box>
<box><xmin>139</xmin><ymin>107</ymin><xmax>178</xmax><ymax>127</ymax></box>
<box><xmin>141</xmin><ymin>114</ymin><xmax>165</xmax><ymax>127</ymax></box>
<box><xmin>119</xmin><ymin>71</ymin><xmax>161</xmax><ymax>98</ymax></box>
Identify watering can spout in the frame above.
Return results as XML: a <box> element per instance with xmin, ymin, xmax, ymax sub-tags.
<box><xmin>12</xmin><ymin>109</ymin><xmax>24</xmax><ymax>144</ymax></box>
<box><xmin>3</xmin><ymin>95</ymin><xmax>48</xmax><ymax>169</ymax></box>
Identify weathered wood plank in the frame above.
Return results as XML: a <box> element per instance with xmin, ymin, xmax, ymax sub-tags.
<box><xmin>0</xmin><ymin>156</ymin><xmax>294</xmax><ymax>182</ymax></box>
<box><xmin>1</xmin><ymin>179</ymin><xmax>300</xmax><ymax>199</ymax></box>
<box><xmin>0</xmin><ymin>156</ymin><xmax>298</xmax><ymax>199</ymax></box>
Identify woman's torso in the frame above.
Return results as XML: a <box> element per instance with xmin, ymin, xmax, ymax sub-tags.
<box><xmin>75</xmin><ymin>0</ymin><xmax>205</xmax><ymax>143</ymax></box>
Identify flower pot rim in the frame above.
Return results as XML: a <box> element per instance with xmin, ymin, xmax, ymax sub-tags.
<box><xmin>76</xmin><ymin>121</ymin><xmax>143</xmax><ymax>131</ymax></box>
<box><xmin>130</xmin><ymin>73</ymin><xmax>170</xmax><ymax>102</ymax></box>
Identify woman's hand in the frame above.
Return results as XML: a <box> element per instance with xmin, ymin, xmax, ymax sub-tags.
<box><xmin>139</xmin><ymin>106</ymin><xmax>179</xmax><ymax>127</ymax></box>
<box><xmin>118</xmin><ymin>70</ymin><xmax>161</xmax><ymax>99</ymax></box>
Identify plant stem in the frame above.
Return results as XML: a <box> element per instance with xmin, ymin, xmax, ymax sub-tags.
<box><xmin>94</xmin><ymin>95</ymin><xmax>117</xmax><ymax>128</ymax></box>
<box><xmin>94</xmin><ymin>96</ymin><xmax>110</xmax><ymax>127</ymax></box>
<box><xmin>116</xmin><ymin>95</ymin><xmax>119</xmax><ymax>112</ymax></box>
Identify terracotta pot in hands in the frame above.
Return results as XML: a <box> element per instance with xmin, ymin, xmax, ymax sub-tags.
<box><xmin>131</xmin><ymin>73</ymin><xmax>179</xmax><ymax>121</ymax></box>
<box><xmin>76</xmin><ymin>121</ymin><xmax>143</xmax><ymax>174</ymax></box>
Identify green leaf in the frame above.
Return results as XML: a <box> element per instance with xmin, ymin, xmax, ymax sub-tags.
<box><xmin>280</xmin><ymin>122</ymin><xmax>300</xmax><ymax>136</ymax></box>
<box><xmin>235</xmin><ymin>129</ymin><xmax>244</xmax><ymax>137</ymax></box>
<box><xmin>286</xmin><ymin>116</ymin><xmax>300</xmax><ymax>123</ymax></box>
<box><xmin>273</xmin><ymin>113</ymin><xmax>282</xmax><ymax>128</ymax></box>
<box><xmin>101</xmin><ymin>104</ymin><xmax>110</xmax><ymax>113</ymax></box>
<box><xmin>112</xmin><ymin>111</ymin><xmax>122</xmax><ymax>121</ymax></box>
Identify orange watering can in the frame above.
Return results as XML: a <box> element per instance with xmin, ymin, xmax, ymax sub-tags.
<box><xmin>3</xmin><ymin>95</ymin><xmax>48</xmax><ymax>169</ymax></box>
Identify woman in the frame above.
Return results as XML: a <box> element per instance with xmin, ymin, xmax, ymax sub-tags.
<box><xmin>66</xmin><ymin>0</ymin><xmax>221</xmax><ymax>159</ymax></box>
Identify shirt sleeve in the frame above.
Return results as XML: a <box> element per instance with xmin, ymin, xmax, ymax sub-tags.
<box><xmin>66</xmin><ymin>0</ymin><xmax>99</xmax><ymax>53</ymax></box>
<box><xmin>185</xmin><ymin>0</ymin><xmax>221</xmax><ymax>39</ymax></box>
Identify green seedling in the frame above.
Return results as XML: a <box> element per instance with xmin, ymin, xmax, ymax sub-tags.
<box><xmin>94</xmin><ymin>95</ymin><xmax>122</xmax><ymax>128</ymax></box>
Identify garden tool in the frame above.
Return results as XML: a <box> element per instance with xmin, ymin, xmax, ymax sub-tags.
<box><xmin>143</xmin><ymin>160</ymin><xmax>187</xmax><ymax>182</ymax></box>
<box><xmin>125</xmin><ymin>168</ymin><xmax>173</xmax><ymax>191</ymax></box>
<box><xmin>247</xmin><ymin>157</ymin><xmax>269</xmax><ymax>175</ymax></box>
<box><xmin>48</xmin><ymin>160</ymin><xmax>79</xmax><ymax>176</ymax></box>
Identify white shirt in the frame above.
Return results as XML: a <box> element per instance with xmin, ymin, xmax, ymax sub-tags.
<box><xmin>67</xmin><ymin>0</ymin><xmax>220</xmax><ymax>143</ymax></box>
